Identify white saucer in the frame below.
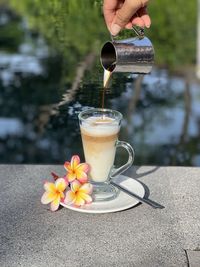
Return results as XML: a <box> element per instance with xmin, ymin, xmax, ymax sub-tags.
<box><xmin>60</xmin><ymin>175</ymin><xmax>145</xmax><ymax>214</ymax></box>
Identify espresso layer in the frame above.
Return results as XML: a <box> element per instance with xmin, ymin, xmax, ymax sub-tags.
<box><xmin>81</xmin><ymin>130</ymin><xmax>118</xmax><ymax>143</ymax></box>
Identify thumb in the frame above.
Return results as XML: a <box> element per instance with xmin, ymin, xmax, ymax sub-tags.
<box><xmin>110</xmin><ymin>0</ymin><xmax>146</xmax><ymax>36</ymax></box>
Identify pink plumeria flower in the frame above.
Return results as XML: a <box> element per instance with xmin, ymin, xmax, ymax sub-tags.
<box><xmin>64</xmin><ymin>155</ymin><xmax>90</xmax><ymax>183</ymax></box>
<box><xmin>41</xmin><ymin>178</ymin><xmax>68</xmax><ymax>211</ymax></box>
<box><xmin>64</xmin><ymin>180</ymin><xmax>93</xmax><ymax>207</ymax></box>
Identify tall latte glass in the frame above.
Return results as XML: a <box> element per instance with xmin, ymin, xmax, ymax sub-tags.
<box><xmin>78</xmin><ymin>108</ymin><xmax>134</xmax><ymax>201</ymax></box>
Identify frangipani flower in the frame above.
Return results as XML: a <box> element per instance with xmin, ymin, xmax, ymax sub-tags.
<box><xmin>64</xmin><ymin>155</ymin><xmax>89</xmax><ymax>183</ymax></box>
<box><xmin>64</xmin><ymin>180</ymin><xmax>93</xmax><ymax>207</ymax></box>
<box><xmin>41</xmin><ymin>178</ymin><xmax>68</xmax><ymax>211</ymax></box>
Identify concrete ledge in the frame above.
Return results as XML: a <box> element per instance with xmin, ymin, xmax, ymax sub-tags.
<box><xmin>0</xmin><ymin>165</ymin><xmax>200</xmax><ymax>267</ymax></box>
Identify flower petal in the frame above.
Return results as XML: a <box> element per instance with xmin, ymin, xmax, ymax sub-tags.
<box><xmin>60</xmin><ymin>191</ymin><xmax>65</xmax><ymax>200</ymax></box>
<box><xmin>78</xmin><ymin>192</ymin><xmax>92</xmax><ymax>204</ymax></box>
<box><xmin>66</xmin><ymin>172</ymin><xmax>76</xmax><ymax>182</ymax></box>
<box><xmin>64</xmin><ymin>190</ymin><xmax>76</xmax><ymax>205</ymax></box>
<box><xmin>64</xmin><ymin>161</ymin><xmax>72</xmax><ymax>172</ymax></box>
<box><xmin>79</xmin><ymin>183</ymin><xmax>93</xmax><ymax>194</ymax></box>
<box><xmin>71</xmin><ymin>180</ymin><xmax>81</xmax><ymax>192</ymax></box>
<box><xmin>41</xmin><ymin>191</ymin><xmax>57</xmax><ymax>204</ymax></box>
<box><xmin>44</xmin><ymin>182</ymin><xmax>56</xmax><ymax>193</ymax></box>
<box><xmin>55</xmin><ymin>178</ymin><xmax>67</xmax><ymax>192</ymax></box>
<box><xmin>74</xmin><ymin>195</ymin><xmax>85</xmax><ymax>206</ymax></box>
<box><xmin>76</xmin><ymin>171</ymin><xmax>88</xmax><ymax>183</ymax></box>
<box><xmin>71</xmin><ymin>155</ymin><xmax>80</xmax><ymax>169</ymax></box>
<box><xmin>76</xmin><ymin>163</ymin><xmax>90</xmax><ymax>173</ymax></box>
<box><xmin>50</xmin><ymin>195</ymin><xmax>61</xmax><ymax>211</ymax></box>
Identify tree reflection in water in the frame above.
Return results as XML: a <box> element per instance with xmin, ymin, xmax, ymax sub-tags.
<box><xmin>0</xmin><ymin>4</ymin><xmax>200</xmax><ymax>166</ymax></box>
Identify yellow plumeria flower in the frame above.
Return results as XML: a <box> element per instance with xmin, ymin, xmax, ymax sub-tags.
<box><xmin>64</xmin><ymin>155</ymin><xmax>90</xmax><ymax>183</ymax></box>
<box><xmin>64</xmin><ymin>180</ymin><xmax>93</xmax><ymax>207</ymax></box>
<box><xmin>41</xmin><ymin>178</ymin><xmax>68</xmax><ymax>211</ymax></box>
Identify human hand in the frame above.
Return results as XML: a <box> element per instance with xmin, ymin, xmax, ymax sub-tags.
<box><xmin>103</xmin><ymin>0</ymin><xmax>151</xmax><ymax>36</ymax></box>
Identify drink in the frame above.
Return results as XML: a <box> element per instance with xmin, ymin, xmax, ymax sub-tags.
<box><xmin>103</xmin><ymin>69</ymin><xmax>112</xmax><ymax>88</ymax></box>
<box><xmin>78</xmin><ymin>108</ymin><xmax>134</xmax><ymax>201</ymax></box>
<box><xmin>80</xmin><ymin>116</ymin><xmax>119</xmax><ymax>182</ymax></box>
<box><xmin>102</xmin><ymin>69</ymin><xmax>112</xmax><ymax>109</ymax></box>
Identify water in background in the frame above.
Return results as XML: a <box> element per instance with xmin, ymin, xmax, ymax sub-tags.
<box><xmin>0</xmin><ymin>6</ymin><xmax>200</xmax><ymax>166</ymax></box>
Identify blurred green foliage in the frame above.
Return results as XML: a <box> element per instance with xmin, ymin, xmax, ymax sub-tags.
<box><xmin>7</xmin><ymin>0</ymin><xmax>197</xmax><ymax>69</ymax></box>
<box><xmin>148</xmin><ymin>0</ymin><xmax>196</xmax><ymax>67</ymax></box>
<box><xmin>0</xmin><ymin>7</ymin><xmax>23</xmax><ymax>51</ymax></box>
<box><xmin>8</xmin><ymin>0</ymin><xmax>108</xmax><ymax>56</ymax></box>
<box><xmin>7</xmin><ymin>0</ymin><xmax>108</xmax><ymax>84</ymax></box>
<box><xmin>0</xmin><ymin>21</ymin><xmax>23</xmax><ymax>51</ymax></box>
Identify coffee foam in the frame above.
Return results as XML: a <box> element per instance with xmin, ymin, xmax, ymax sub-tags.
<box><xmin>81</xmin><ymin>116</ymin><xmax>119</xmax><ymax>137</ymax></box>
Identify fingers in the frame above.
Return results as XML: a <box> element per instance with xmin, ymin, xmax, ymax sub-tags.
<box><xmin>110</xmin><ymin>0</ymin><xmax>150</xmax><ymax>35</ymax></box>
<box><xmin>131</xmin><ymin>16</ymin><xmax>145</xmax><ymax>28</ymax></box>
<box><xmin>103</xmin><ymin>0</ymin><xmax>151</xmax><ymax>36</ymax></box>
<box><xmin>103</xmin><ymin>0</ymin><xmax>122</xmax><ymax>32</ymax></box>
<box><xmin>132</xmin><ymin>7</ymin><xmax>151</xmax><ymax>28</ymax></box>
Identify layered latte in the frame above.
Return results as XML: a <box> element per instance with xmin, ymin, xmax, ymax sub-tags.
<box><xmin>80</xmin><ymin>116</ymin><xmax>120</xmax><ymax>182</ymax></box>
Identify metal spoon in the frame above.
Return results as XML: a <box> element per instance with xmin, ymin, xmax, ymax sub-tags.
<box><xmin>110</xmin><ymin>180</ymin><xmax>165</xmax><ymax>209</ymax></box>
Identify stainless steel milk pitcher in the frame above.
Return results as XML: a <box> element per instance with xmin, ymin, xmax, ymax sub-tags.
<box><xmin>100</xmin><ymin>27</ymin><xmax>154</xmax><ymax>74</ymax></box>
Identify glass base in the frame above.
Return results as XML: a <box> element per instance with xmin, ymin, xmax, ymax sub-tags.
<box><xmin>91</xmin><ymin>181</ymin><xmax>119</xmax><ymax>202</ymax></box>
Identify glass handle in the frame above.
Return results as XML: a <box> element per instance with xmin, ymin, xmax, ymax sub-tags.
<box><xmin>109</xmin><ymin>140</ymin><xmax>135</xmax><ymax>179</ymax></box>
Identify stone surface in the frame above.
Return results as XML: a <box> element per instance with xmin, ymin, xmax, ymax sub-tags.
<box><xmin>186</xmin><ymin>250</ymin><xmax>200</xmax><ymax>267</ymax></box>
<box><xmin>0</xmin><ymin>165</ymin><xmax>200</xmax><ymax>267</ymax></box>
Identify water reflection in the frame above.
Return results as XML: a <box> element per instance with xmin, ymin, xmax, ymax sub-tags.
<box><xmin>0</xmin><ymin>5</ymin><xmax>200</xmax><ymax>166</ymax></box>
<box><xmin>119</xmin><ymin>72</ymin><xmax>200</xmax><ymax>166</ymax></box>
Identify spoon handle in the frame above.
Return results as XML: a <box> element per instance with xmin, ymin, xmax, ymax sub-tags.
<box><xmin>110</xmin><ymin>181</ymin><xmax>165</xmax><ymax>209</ymax></box>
